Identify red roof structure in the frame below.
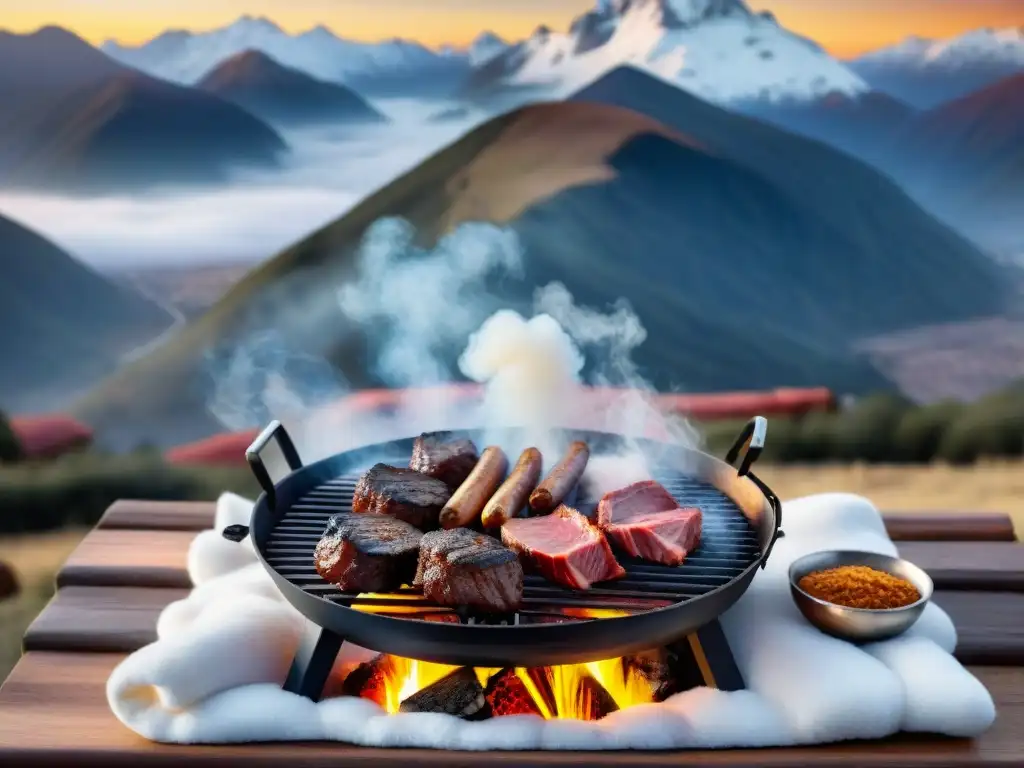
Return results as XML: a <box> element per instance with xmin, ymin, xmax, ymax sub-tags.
<box><xmin>164</xmin><ymin>386</ymin><xmax>835</xmax><ymax>467</ymax></box>
<box><xmin>8</xmin><ymin>414</ymin><xmax>93</xmax><ymax>460</ymax></box>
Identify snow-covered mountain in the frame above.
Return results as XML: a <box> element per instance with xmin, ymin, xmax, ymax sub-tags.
<box><xmin>101</xmin><ymin>15</ymin><xmax>460</xmax><ymax>88</ymax></box>
<box><xmin>468</xmin><ymin>32</ymin><xmax>509</xmax><ymax>67</ymax></box>
<box><xmin>467</xmin><ymin>0</ymin><xmax>868</xmax><ymax>104</ymax></box>
<box><xmin>850</xmin><ymin>28</ymin><xmax>1024</xmax><ymax>109</ymax></box>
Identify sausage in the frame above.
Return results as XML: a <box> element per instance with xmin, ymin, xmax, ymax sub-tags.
<box><xmin>438</xmin><ymin>446</ymin><xmax>509</xmax><ymax>529</ymax></box>
<box><xmin>528</xmin><ymin>441</ymin><xmax>590</xmax><ymax>515</ymax></box>
<box><xmin>481</xmin><ymin>447</ymin><xmax>543</xmax><ymax>529</ymax></box>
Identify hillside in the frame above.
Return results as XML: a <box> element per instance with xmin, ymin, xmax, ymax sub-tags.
<box><xmin>0</xmin><ymin>213</ymin><xmax>172</xmax><ymax>413</ymax></box>
<box><xmin>72</xmin><ymin>70</ymin><xmax>1008</xmax><ymax>449</ymax></box>
<box><xmin>0</xmin><ymin>27</ymin><xmax>286</xmax><ymax>192</ymax></box>
<box><xmin>886</xmin><ymin>73</ymin><xmax>1024</xmax><ymax>220</ymax></box>
<box><xmin>196</xmin><ymin>50</ymin><xmax>387</xmax><ymax>127</ymax></box>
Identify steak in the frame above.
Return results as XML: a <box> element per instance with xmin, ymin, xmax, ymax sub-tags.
<box><xmin>501</xmin><ymin>505</ymin><xmax>625</xmax><ymax>590</ymax></box>
<box><xmin>352</xmin><ymin>463</ymin><xmax>451</xmax><ymax>530</ymax></box>
<box><xmin>410</xmin><ymin>432</ymin><xmax>480</xmax><ymax>491</ymax></box>
<box><xmin>598</xmin><ymin>481</ymin><xmax>702</xmax><ymax>566</ymax></box>
<box><xmin>314</xmin><ymin>512</ymin><xmax>423</xmax><ymax>592</ymax></box>
<box><xmin>414</xmin><ymin>528</ymin><xmax>523</xmax><ymax>613</ymax></box>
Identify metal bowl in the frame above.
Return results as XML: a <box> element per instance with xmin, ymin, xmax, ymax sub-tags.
<box><xmin>788</xmin><ymin>550</ymin><xmax>933</xmax><ymax>643</ymax></box>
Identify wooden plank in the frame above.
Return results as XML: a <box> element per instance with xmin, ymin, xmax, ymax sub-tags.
<box><xmin>57</xmin><ymin>527</ymin><xmax>1024</xmax><ymax>593</ymax></box>
<box><xmin>91</xmin><ymin>499</ymin><xmax>1017</xmax><ymax>543</ymax></box>
<box><xmin>98</xmin><ymin>500</ymin><xmax>216</xmax><ymax>532</ymax></box>
<box><xmin>883</xmin><ymin>514</ymin><xmax>1016</xmax><ymax>543</ymax></box>
<box><xmin>22</xmin><ymin>584</ymin><xmax>1024</xmax><ymax>666</ymax></box>
<box><xmin>23</xmin><ymin>587</ymin><xmax>189</xmax><ymax>654</ymax></box>
<box><xmin>0</xmin><ymin>653</ymin><xmax>1020</xmax><ymax>767</ymax></box>
<box><xmin>56</xmin><ymin>530</ymin><xmax>195</xmax><ymax>589</ymax></box>
<box><xmin>898</xmin><ymin>543</ymin><xmax>1024</xmax><ymax>591</ymax></box>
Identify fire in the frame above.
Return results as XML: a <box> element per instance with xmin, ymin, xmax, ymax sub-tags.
<box><xmin>352</xmin><ymin>605</ymin><xmax>658</xmax><ymax>719</ymax></box>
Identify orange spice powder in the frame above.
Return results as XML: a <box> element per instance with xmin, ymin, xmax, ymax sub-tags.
<box><xmin>798</xmin><ymin>565</ymin><xmax>921</xmax><ymax>610</ymax></box>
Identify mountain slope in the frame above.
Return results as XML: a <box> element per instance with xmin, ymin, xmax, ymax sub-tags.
<box><xmin>0</xmin><ymin>27</ymin><xmax>286</xmax><ymax>192</ymax></box>
<box><xmin>196</xmin><ymin>50</ymin><xmax>387</xmax><ymax>127</ymax></box>
<box><xmin>850</xmin><ymin>28</ymin><xmax>1024</xmax><ymax>109</ymax></box>
<box><xmin>73</xmin><ymin>71</ymin><xmax>1007</xmax><ymax>448</ymax></box>
<box><xmin>885</xmin><ymin>72</ymin><xmax>1024</xmax><ymax>221</ymax></box>
<box><xmin>0</xmin><ymin>212</ymin><xmax>172</xmax><ymax>413</ymax></box>
<box><xmin>466</xmin><ymin>0</ymin><xmax>868</xmax><ymax>105</ymax></box>
<box><xmin>102</xmin><ymin>15</ymin><xmax>468</xmax><ymax>96</ymax></box>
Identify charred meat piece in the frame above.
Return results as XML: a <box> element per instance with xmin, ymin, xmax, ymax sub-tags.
<box><xmin>598</xmin><ymin>480</ymin><xmax>702</xmax><ymax>566</ymax></box>
<box><xmin>501</xmin><ymin>505</ymin><xmax>625</xmax><ymax>590</ymax></box>
<box><xmin>352</xmin><ymin>464</ymin><xmax>451</xmax><ymax>530</ymax></box>
<box><xmin>414</xmin><ymin>528</ymin><xmax>523</xmax><ymax>613</ymax></box>
<box><xmin>410</xmin><ymin>432</ymin><xmax>480</xmax><ymax>491</ymax></box>
<box><xmin>314</xmin><ymin>512</ymin><xmax>423</xmax><ymax>592</ymax></box>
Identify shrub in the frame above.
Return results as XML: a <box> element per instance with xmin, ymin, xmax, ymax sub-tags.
<box><xmin>891</xmin><ymin>400</ymin><xmax>965</xmax><ymax>463</ymax></box>
<box><xmin>0</xmin><ymin>411</ymin><xmax>22</xmax><ymax>464</ymax></box>
<box><xmin>0</xmin><ymin>453</ymin><xmax>260</xmax><ymax>534</ymax></box>
<box><xmin>829</xmin><ymin>392</ymin><xmax>914</xmax><ymax>462</ymax></box>
<box><xmin>936</xmin><ymin>388</ymin><xmax>1024</xmax><ymax>465</ymax></box>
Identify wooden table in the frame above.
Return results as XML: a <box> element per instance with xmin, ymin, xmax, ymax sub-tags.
<box><xmin>1</xmin><ymin>501</ymin><xmax>1022</xmax><ymax>767</ymax></box>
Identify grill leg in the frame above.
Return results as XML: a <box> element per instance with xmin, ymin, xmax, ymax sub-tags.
<box><xmin>283</xmin><ymin>620</ymin><xmax>344</xmax><ymax>701</ymax></box>
<box><xmin>675</xmin><ymin>619</ymin><xmax>745</xmax><ymax>692</ymax></box>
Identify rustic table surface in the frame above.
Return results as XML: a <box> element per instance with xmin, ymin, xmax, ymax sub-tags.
<box><xmin>0</xmin><ymin>500</ymin><xmax>1022</xmax><ymax>767</ymax></box>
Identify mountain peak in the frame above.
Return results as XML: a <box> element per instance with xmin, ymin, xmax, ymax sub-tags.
<box><xmin>228</xmin><ymin>15</ymin><xmax>285</xmax><ymax>35</ymax></box>
<box><xmin>596</xmin><ymin>0</ymin><xmax>752</xmax><ymax>27</ymax></box>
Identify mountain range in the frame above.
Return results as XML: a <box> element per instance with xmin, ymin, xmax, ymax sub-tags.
<box><xmin>196</xmin><ymin>49</ymin><xmax>388</xmax><ymax>128</ymax></box>
<box><xmin>71</xmin><ymin>67</ymin><xmax>1009</xmax><ymax>449</ymax></box>
<box><xmin>850</xmin><ymin>27</ymin><xmax>1024</xmax><ymax>109</ymax></box>
<box><xmin>101</xmin><ymin>15</ymin><xmax>470</xmax><ymax>97</ymax></box>
<box><xmin>0</xmin><ymin>27</ymin><xmax>286</xmax><ymax>192</ymax></box>
<box><xmin>0</xmin><ymin>212</ymin><xmax>172</xmax><ymax>413</ymax></box>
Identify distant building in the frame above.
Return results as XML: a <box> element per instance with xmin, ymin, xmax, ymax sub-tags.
<box><xmin>9</xmin><ymin>414</ymin><xmax>93</xmax><ymax>460</ymax></box>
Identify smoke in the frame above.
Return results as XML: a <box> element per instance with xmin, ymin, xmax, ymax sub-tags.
<box><xmin>210</xmin><ymin>216</ymin><xmax>701</xmax><ymax>487</ymax></box>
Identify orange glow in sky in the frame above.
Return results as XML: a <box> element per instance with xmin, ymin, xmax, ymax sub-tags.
<box><xmin>3</xmin><ymin>0</ymin><xmax>1022</xmax><ymax>56</ymax></box>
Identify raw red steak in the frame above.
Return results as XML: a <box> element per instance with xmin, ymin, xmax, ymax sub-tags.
<box><xmin>501</xmin><ymin>505</ymin><xmax>625</xmax><ymax>590</ymax></box>
<box><xmin>598</xmin><ymin>480</ymin><xmax>702</xmax><ymax>566</ymax></box>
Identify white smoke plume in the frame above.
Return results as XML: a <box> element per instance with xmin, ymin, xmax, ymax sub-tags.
<box><xmin>211</xmin><ymin>216</ymin><xmax>702</xmax><ymax>488</ymax></box>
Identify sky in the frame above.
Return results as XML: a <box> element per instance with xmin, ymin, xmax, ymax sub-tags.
<box><xmin>3</xmin><ymin>0</ymin><xmax>1022</xmax><ymax>58</ymax></box>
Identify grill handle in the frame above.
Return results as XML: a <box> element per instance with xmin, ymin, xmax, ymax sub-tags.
<box><xmin>724</xmin><ymin>416</ymin><xmax>766</xmax><ymax>477</ymax></box>
<box><xmin>724</xmin><ymin>416</ymin><xmax>784</xmax><ymax>568</ymax></box>
<box><xmin>245</xmin><ymin>420</ymin><xmax>304</xmax><ymax>514</ymax></box>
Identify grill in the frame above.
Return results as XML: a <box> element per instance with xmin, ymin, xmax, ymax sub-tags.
<box><xmin>225</xmin><ymin>418</ymin><xmax>783</xmax><ymax>702</ymax></box>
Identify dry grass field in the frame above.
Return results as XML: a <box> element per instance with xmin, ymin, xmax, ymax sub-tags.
<box><xmin>0</xmin><ymin>462</ymin><xmax>1020</xmax><ymax>680</ymax></box>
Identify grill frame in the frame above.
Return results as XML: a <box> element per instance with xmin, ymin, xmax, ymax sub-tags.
<box><xmin>234</xmin><ymin>419</ymin><xmax>783</xmax><ymax>674</ymax></box>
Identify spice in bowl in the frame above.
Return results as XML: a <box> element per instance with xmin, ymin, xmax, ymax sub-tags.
<box><xmin>798</xmin><ymin>564</ymin><xmax>921</xmax><ymax>610</ymax></box>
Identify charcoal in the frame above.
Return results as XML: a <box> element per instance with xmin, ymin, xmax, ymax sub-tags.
<box><xmin>484</xmin><ymin>668</ymin><xmax>543</xmax><ymax>717</ymax></box>
<box><xmin>579</xmin><ymin>674</ymin><xmax>619</xmax><ymax>720</ymax></box>
<box><xmin>342</xmin><ymin>654</ymin><xmax>388</xmax><ymax>707</ymax></box>
<box><xmin>623</xmin><ymin>647</ymin><xmax>679</xmax><ymax>702</ymax></box>
<box><xmin>398</xmin><ymin>667</ymin><xmax>487</xmax><ymax>719</ymax></box>
<box><xmin>410</xmin><ymin>432</ymin><xmax>480</xmax><ymax>490</ymax></box>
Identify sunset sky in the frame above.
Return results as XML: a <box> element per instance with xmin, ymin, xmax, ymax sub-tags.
<box><xmin>4</xmin><ymin>0</ymin><xmax>1023</xmax><ymax>58</ymax></box>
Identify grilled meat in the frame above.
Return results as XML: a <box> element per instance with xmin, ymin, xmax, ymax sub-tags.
<box><xmin>414</xmin><ymin>527</ymin><xmax>523</xmax><ymax>613</ymax></box>
<box><xmin>352</xmin><ymin>463</ymin><xmax>451</xmax><ymax>530</ymax></box>
<box><xmin>501</xmin><ymin>505</ymin><xmax>625</xmax><ymax>590</ymax></box>
<box><xmin>314</xmin><ymin>512</ymin><xmax>423</xmax><ymax>592</ymax></box>
<box><xmin>598</xmin><ymin>480</ymin><xmax>702</xmax><ymax>566</ymax></box>
<box><xmin>410</xmin><ymin>431</ymin><xmax>480</xmax><ymax>491</ymax></box>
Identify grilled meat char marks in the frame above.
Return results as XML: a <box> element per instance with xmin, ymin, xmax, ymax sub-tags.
<box><xmin>410</xmin><ymin>432</ymin><xmax>481</xmax><ymax>491</ymax></box>
<box><xmin>314</xmin><ymin>512</ymin><xmax>423</xmax><ymax>593</ymax></box>
<box><xmin>352</xmin><ymin>463</ymin><xmax>451</xmax><ymax>530</ymax></box>
<box><xmin>501</xmin><ymin>505</ymin><xmax>625</xmax><ymax>590</ymax></box>
<box><xmin>598</xmin><ymin>480</ymin><xmax>703</xmax><ymax>566</ymax></box>
<box><xmin>415</xmin><ymin>528</ymin><xmax>523</xmax><ymax>613</ymax></box>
